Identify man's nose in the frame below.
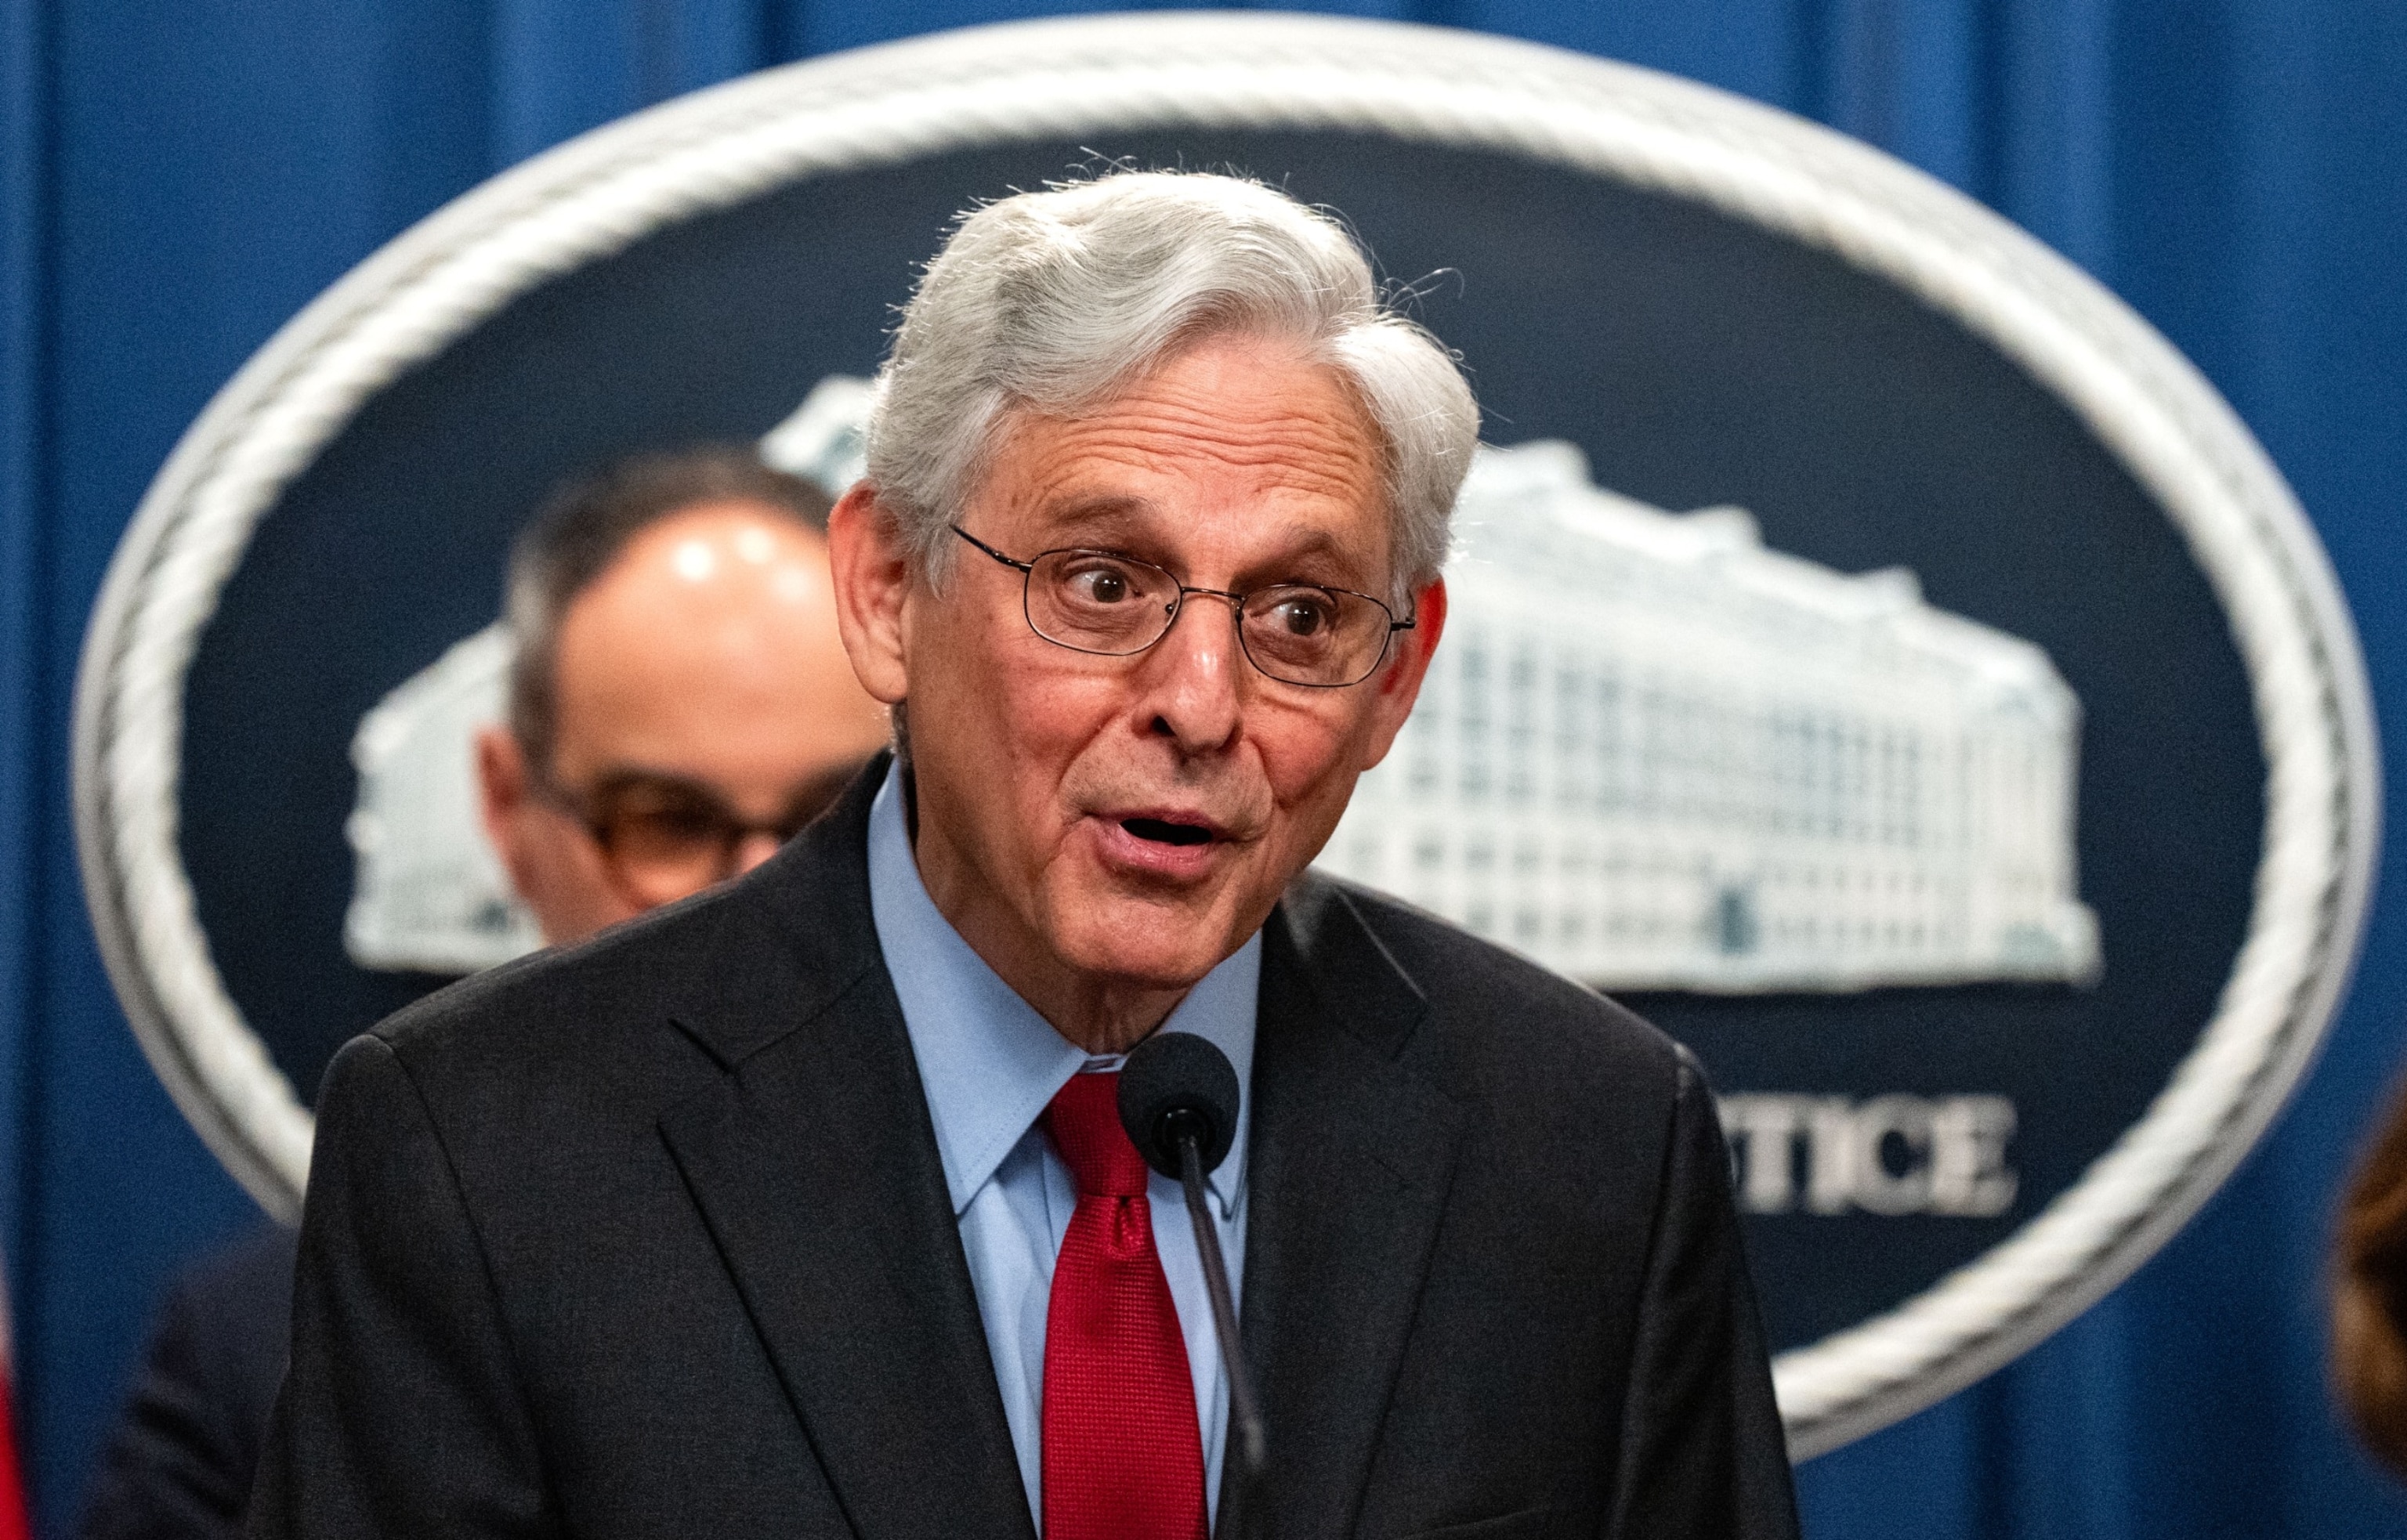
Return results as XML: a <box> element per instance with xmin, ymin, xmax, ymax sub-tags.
<box><xmin>1140</xmin><ymin>595</ymin><xmax>1244</xmax><ymax>754</ymax></box>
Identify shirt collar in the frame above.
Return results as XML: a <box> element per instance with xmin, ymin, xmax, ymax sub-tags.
<box><xmin>866</xmin><ymin>761</ymin><xmax>1259</xmax><ymax>1219</ymax></box>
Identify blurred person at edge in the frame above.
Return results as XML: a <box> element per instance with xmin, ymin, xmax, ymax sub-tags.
<box><xmin>2336</xmin><ymin>1083</ymin><xmax>2407</xmax><ymax>1477</ymax></box>
<box><xmin>254</xmin><ymin>170</ymin><xmax>1797</xmax><ymax>1540</ymax></box>
<box><xmin>78</xmin><ymin>447</ymin><xmax>889</xmax><ymax>1540</ymax></box>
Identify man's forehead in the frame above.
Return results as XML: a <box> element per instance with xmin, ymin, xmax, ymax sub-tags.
<box><xmin>1019</xmin><ymin>371</ymin><xmax>1372</xmax><ymax>465</ymax></box>
<box><xmin>984</xmin><ymin>374</ymin><xmax>1389</xmax><ymax>571</ymax></box>
<box><xmin>1030</xmin><ymin>493</ymin><xmax>1366</xmax><ymax>566</ymax></box>
<box><xmin>1012</xmin><ymin>427</ymin><xmax>1376</xmax><ymax>501</ymax></box>
<box><xmin>556</xmin><ymin>505</ymin><xmax>842</xmax><ymax>690</ymax></box>
<box><xmin>607</xmin><ymin>498</ymin><xmax>824</xmax><ymax>573</ymax></box>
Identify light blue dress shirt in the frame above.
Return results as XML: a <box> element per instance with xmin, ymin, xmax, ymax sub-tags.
<box><xmin>866</xmin><ymin>764</ymin><xmax>1257</xmax><ymax>1530</ymax></box>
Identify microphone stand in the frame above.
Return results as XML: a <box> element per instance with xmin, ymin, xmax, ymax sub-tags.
<box><xmin>1175</xmin><ymin>1126</ymin><xmax>1267</xmax><ymax>1521</ymax></box>
<box><xmin>1121</xmin><ymin>1033</ymin><xmax>1264</xmax><ymax>1536</ymax></box>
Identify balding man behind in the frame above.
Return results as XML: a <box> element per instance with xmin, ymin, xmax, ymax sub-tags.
<box><xmin>82</xmin><ymin>447</ymin><xmax>887</xmax><ymax>1540</ymax></box>
<box><xmin>478</xmin><ymin>448</ymin><xmax>890</xmax><ymax>943</ymax></box>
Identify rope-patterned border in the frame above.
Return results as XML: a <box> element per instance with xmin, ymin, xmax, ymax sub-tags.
<box><xmin>67</xmin><ymin>12</ymin><xmax>2378</xmax><ymax>1459</ymax></box>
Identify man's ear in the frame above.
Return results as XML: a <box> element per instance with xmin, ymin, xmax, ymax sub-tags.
<box><xmin>474</xmin><ymin>725</ymin><xmax>538</xmax><ymax>890</ymax></box>
<box><xmin>1356</xmin><ymin>574</ymin><xmax>1447</xmax><ymax>772</ymax></box>
<box><xmin>828</xmin><ymin>483</ymin><xmax>914</xmax><ymax>707</ymax></box>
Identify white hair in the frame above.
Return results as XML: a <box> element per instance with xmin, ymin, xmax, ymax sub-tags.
<box><xmin>863</xmin><ymin>171</ymin><xmax>1479</xmax><ymax>591</ymax></box>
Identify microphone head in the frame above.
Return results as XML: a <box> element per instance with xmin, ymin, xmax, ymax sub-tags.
<box><xmin>1117</xmin><ymin>1032</ymin><xmax>1241</xmax><ymax>1180</ymax></box>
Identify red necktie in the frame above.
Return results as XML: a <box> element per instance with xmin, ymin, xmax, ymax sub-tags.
<box><xmin>1041</xmin><ymin>1071</ymin><xmax>1210</xmax><ymax>1540</ymax></box>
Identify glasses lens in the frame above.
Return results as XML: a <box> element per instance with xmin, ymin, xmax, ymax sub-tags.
<box><xmin>593</xmin><ymin>783</ymin><xmax>737</xmax><ymax>899</ymax></box>
<box><xmin>1027</xmin><ymin>550</ymin><xmax>1181</xmax><ymax>654</ymax></box>
<box><xmin>1240</xmin><ymin>586</ymin><xmax>1387</xmax><ymax>686</ymax></box>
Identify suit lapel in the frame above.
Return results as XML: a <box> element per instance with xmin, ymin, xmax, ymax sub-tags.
<box><xmin>656</xmin><ymin>760</ymin><xmax>1033</xmax><ymax>1540</ymax></box>
<box><xmin>1225</xmin><ymin>877</ymin><xmax>1466</xmax><ymax>1540</ymax></box>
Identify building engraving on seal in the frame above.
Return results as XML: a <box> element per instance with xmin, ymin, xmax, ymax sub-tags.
<box><xmin>1315</xmin><ymin>440</ymin><xmax>2100</xmax><ymax>994</ymax></box>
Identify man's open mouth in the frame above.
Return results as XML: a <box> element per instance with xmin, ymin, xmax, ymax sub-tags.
<box><xmin>1120</xmin><ymin>818</ymin><xmax>1215</xmax><ymax>848</ymax></box>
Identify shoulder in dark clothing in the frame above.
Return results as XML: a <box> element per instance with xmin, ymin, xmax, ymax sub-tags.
<box><xmin>81</xmin><ymin>1220</ymin><xmax>298</xmax><ymax>1540</ymax></box>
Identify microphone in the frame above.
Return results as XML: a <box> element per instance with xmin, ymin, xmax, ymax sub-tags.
<box><xmin>1118</xmin><ymin>1032</ymin><xmax>1267</xmax><ymax>1490</ymax></box>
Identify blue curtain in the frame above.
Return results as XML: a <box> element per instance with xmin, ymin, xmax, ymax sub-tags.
<box><xmin>4</xmin><ymin>0</ymin><xmax>2404</xmax><ymax>1533</ymax></box>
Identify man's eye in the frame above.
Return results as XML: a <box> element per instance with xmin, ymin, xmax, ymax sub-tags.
<box><xmin>1270</xmin><ymin>595</ymin><xmax>1331</xmax><ymax>636</ymax></box>
<box><xmin>611</xmin><ymin>801</ymin><xmax>722</xmax><ymax>843</ymax></box>
<box><xmin>648</xmin><ymin>808</ymin><xmax>725</xmax><ymax>840</ymax></box>
<box><xmin>1067</xmin><ymin>565</ymin><xmax>1136</xmax><ymax>604</ymax></box>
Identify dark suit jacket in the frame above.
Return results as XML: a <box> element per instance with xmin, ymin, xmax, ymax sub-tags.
<box><xmin>85</xmin><ymin>1220</ymin><xmax>296</xmax><ymax>1540</ymax></box>
<box><xmin>252</xmin><ymin>761</ymin><xmax>1797</xmax><ymax>1539</ymax></box>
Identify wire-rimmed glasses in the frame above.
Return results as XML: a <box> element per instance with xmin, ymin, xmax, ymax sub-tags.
<box><xmin>951</xmin><ymin>525</ymin><xmax>1414</xmax><ymax>689</ymax></box>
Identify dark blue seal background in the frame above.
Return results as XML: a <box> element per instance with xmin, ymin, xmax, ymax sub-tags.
<box><xmin>176</xmin><ymin>131</ymin><xmax>2262</xmax><ymax>1354</ymax></box>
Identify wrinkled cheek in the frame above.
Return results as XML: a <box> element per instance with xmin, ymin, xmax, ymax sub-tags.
<box><xmin>934</xmin><ymin>676</ymin><xmax>1098</xmax><ymax>830</ymax></box>
<box><xmin>1271</xmin><ymin>750</ymin><xmax>1378</xmax><ymax>873</ymax></box>
<box><xmin>1254</xmin><ymin>710</ymin><xmax>1364</xmax><ymax>811</ymax></box>
<box><xmin>1000</xmin><ymin>658</ymin><xmax>1124</xmax><ymax>750</ymax></box>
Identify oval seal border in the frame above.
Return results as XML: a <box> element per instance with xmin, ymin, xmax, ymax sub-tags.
<box><xmin>69</xmin><ymin>11</ymin><xmax>2380</xmax><ymax>1459</ymax></box>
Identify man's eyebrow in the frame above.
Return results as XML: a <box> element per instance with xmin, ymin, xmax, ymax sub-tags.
<box><xmin>1032</xmin><ymin>502</ymin><xmax>1374</xmax><ymax>584</ymax></box>
<box><xmin>1234</xmin><ymin>526</ymin><xmax>1380</xmax><ymax>589</ymax></box>
<box><xmin>587</xmin><ymin>766</ymin><xmax>728</xmax><ymax>803</ymax></box>
<box><xmin>1033</xmin><ymin>497</ymin><xmax>1159</xmax><ymax>544</ymax></box>
<box><xmin>1261</xmin><ymin>526</ymin><xmax>1348</xmax><ymax>567</ymax></box>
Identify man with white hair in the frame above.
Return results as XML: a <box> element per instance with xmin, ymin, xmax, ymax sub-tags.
<box><xmin>253</xmin><ymin>171</ymin><xmax>1796</xmax><ymax>1539</ymax></box>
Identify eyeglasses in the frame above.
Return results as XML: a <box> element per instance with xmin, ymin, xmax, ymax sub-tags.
<box><xmin>951</xmin><ymin>526</ymin><xmax>1413</xmax><ymax>689</ymax></box>
<box><xmin>538</xmin><ymin>757</ymin><xmax>866</xmax><ymax>905</ymax></box>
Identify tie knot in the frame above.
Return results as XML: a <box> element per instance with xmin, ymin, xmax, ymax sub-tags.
<box><xmin>1043</xmin><ymin>1072</ymin><xmax>1153</xmax><ymax>1198</ymax></box>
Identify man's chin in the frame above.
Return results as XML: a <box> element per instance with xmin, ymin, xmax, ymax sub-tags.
<box><xmin>1044</xmin><ymin>889</ymin><xmax>1251</xmax><ymax>994</ymax></box>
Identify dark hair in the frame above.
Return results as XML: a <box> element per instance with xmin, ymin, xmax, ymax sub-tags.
<box><xmin>505</xmin><ymin>446</ymin><xmax>834</xmax><ymax>772</ymax></box>
<box><xmin>2338</xmin><ymin>1083</ymin><xmax>2407</xmax><ymax>1476</ymax></box>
